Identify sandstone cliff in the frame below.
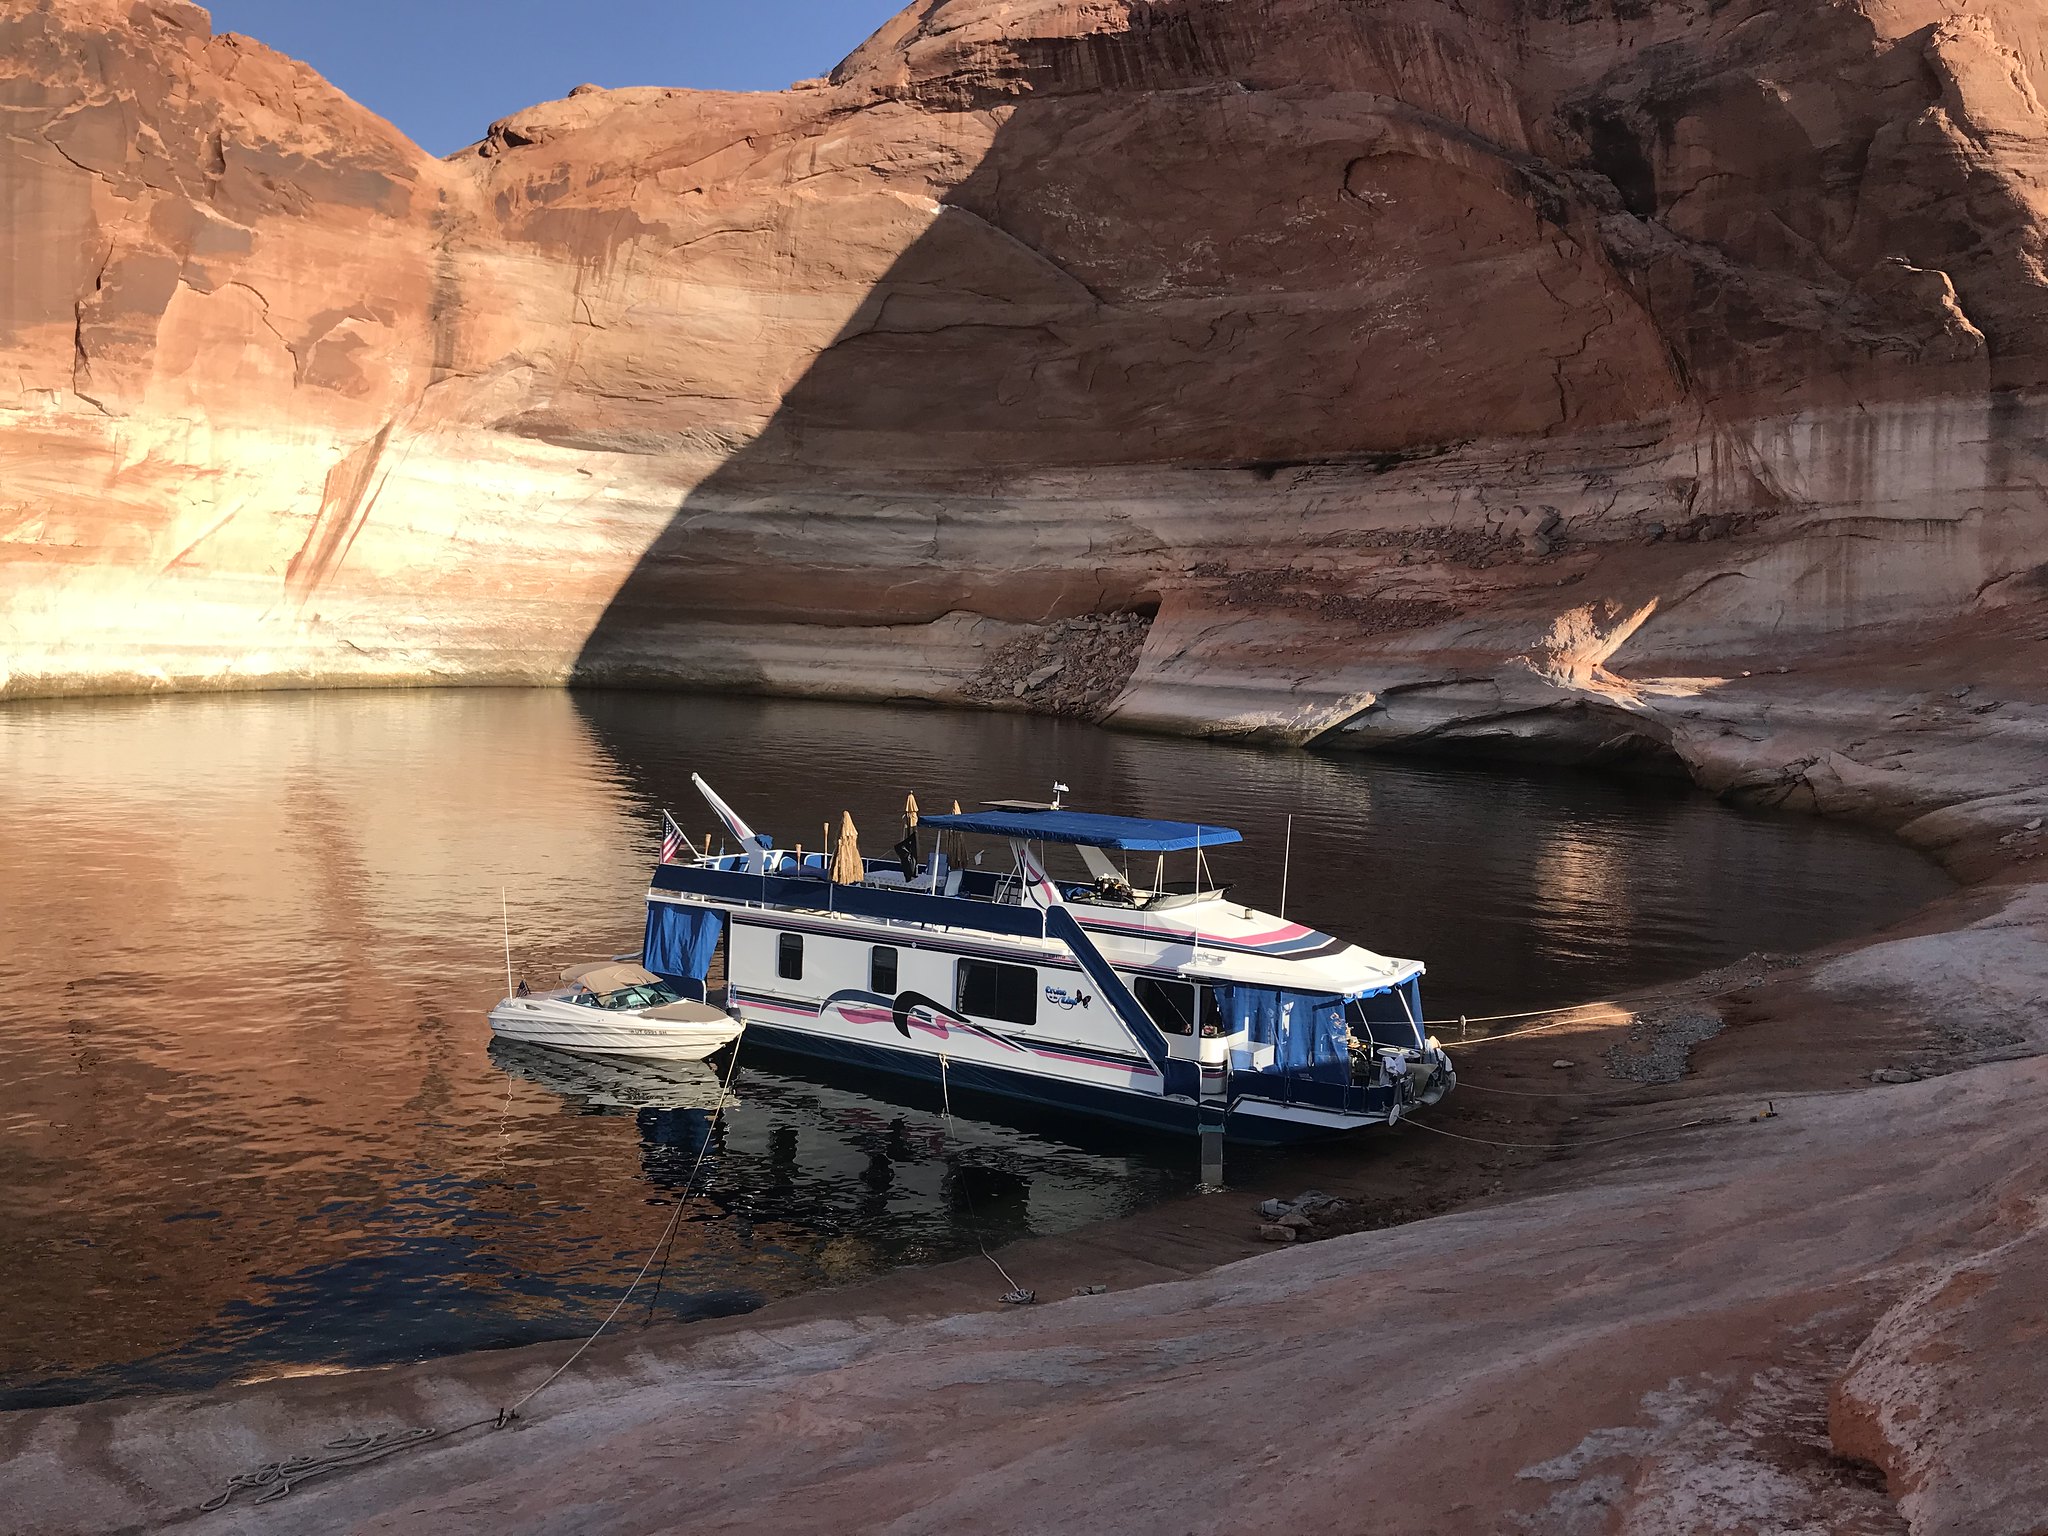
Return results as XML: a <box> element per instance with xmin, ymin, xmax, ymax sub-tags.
<box><xmin>3</xmin><ymin>0</ymin><xmax>2044</xmax><ymax>744</ymax></box>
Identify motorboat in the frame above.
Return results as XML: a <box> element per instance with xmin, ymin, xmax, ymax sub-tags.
<box><xmin>488</xmin><ymin>961</ymin><xmax>744</xmax><ymax>1062</ymax></box>
<box><xmin>632</xmin><ymin>776</ymin><xmax>1453</xmax><ymax>1144</ymax></box>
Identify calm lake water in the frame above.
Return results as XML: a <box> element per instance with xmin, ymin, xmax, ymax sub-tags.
<box><xmin>0</xmin><ymin>689</ymin><xmax>1951</xmax><ymax>1408</ymax></box>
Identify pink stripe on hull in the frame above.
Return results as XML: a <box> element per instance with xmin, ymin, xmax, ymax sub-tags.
<box><xmin>746</xmin><ymin>996</ymin><xmax>815</xmax><ymax>1017</ymax></box>
<box><xmin>1028</xmin><ymin>1047</ymin><xmax>1160</xmax><ymax>1076</ymax></box>
<box><xmin>831</xmin><ymin>1006</ymin><xmax>894</xmax><ymax>1026</ymax></box>
<box><xmin>745</xmin><ymin>994</ymin><xmax>1156</xmax><ymax>1078</ymax></box>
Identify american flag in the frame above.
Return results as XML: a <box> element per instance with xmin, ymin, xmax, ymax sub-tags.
<box><xmin>660</xmin><ymin>813</ymin><xmax>684</xmax><ymax>864</ymax></box>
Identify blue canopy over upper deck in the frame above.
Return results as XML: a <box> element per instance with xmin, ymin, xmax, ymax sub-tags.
<box><xmin>920</xmin><ymin>807</ymin><xmax>1243</xmax><ymax>852</ymax></box>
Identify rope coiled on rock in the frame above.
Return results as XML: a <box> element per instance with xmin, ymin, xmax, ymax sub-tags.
<box><xmin>199</xmin><ymin>1427</ymin><xmax>471</xmax><ymax>1510</ymax></box>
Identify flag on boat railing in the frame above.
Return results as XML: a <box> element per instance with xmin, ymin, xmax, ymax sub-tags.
<box><xmin>660</xmin><ymin>811</ymin><xmax>687</xmax><ymax>864</ymax></box>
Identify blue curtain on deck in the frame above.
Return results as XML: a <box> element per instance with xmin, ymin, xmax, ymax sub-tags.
<box><xmin>1355</xmin><ymin>979</ymin><xmax>1426</xmax><ymax>1049</ymax></box>
<box><xmin>643</xmin><ymin>904</ymin><xmax>723</xmax><ymax>991</ymax></box>
<box><xmin>1215</xmin><ymin>985</ymin><xmax>1350</xmax><ymax>1083</ymax></box>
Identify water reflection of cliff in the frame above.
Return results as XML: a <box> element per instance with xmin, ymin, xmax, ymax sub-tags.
<box><xmin>0</xmin><ymin>690</ymin><xmax>681</xmax><ymax>1401</ymax></box>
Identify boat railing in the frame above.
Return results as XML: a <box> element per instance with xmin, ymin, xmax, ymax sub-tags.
<box><xmin>691</xmin><ymin>853</ymin><xmax>1032</xmax><ymax>908</ymax></box>
<box><xmin>1230</xmin><ymin>1068</ymin><xmax>1391</xmax><ymax>1117</ymax></box>
<box><xmin>653</xmin><ymin>860</ymin><xmax>1051</xmax><ymax>942</ymax></box>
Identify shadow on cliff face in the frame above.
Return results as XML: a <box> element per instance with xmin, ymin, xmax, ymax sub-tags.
<box><xmin>560</xmin><ymin>1</ymin><xmax>1634</xmax><ymax>700</ymax></box>
<box><xmin>560</xmin><ymin>69</ymin><xmax>1163</xmax><ymax>699</ymax></box>
<box><xmin>563</xmin><ymin>0</ymin><xmax>2045</xmax><ymax>704</ymax></box>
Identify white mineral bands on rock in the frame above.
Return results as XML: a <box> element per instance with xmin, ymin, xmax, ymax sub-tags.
<box><xmin>4</xmin><ymin>0</ymin><xmax>2046</xmax><ymax>733</ymax></box>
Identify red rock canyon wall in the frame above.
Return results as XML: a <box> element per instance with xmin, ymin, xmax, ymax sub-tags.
<box><xmin>2</xmin><ymin>0</ymin><xmax>2045</xmax><ymax>772</ymax></box>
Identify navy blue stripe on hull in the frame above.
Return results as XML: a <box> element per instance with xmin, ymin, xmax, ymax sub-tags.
<box><xmin>736</xmin><ymin>1021</ymin><xmax>1371</xmax><ymax>1145</ymax></box>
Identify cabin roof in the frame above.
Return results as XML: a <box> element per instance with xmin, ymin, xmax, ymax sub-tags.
<box><xmin>921</xmin><ymin>808</ymin><xmax>1243</xmax><ymax>852</ymax></box>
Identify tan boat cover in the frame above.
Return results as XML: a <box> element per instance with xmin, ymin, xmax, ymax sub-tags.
<box><xmin>640</xmin><ymin>1000</ymin><xmax>743</xmax><ymax>1026</ymax></box>
<box><xmin>559</xmin><ymin>961</ymin><xmax>663</xmax><ymax>996</ymax></box>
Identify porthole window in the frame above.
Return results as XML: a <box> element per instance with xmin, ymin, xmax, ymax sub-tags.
<box><xmin>870</xmin><ymin>945</ymin><xmax>898</xmax><ymax>994</ymax></box>
<box><xmin>777</xmin><ymin>932</ymin><xmax>803</xmax><ymax>981</ymax></box>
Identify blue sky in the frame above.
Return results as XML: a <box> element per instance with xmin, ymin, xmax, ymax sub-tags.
<box><xmin>200</xmin><ymin>1</ymin><xmax>912</xmax><ymax>155</ymax></box>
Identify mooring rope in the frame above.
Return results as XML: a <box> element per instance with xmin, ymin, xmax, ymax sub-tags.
<box><xmin>1435</xmin><ymin>1010</ymin><xmax>1634</xmax><ymax>1048</ymax></box>
<box><xmin>497</xmin><ymin>1042</ymin><xmax>746</xmax><ymax>1425</ymax></box>
<box><xmin>1422</xmin><ymin>1000</ymin><xmax>1622</xmax><ymax>1028</ymax></box>
<box><xmin>936</xmin><ymin>1053</ymin><xmax>1035</xmax><ymax>1304</ymax></box>
<box><xmin>1450</xmin><ymin>1077</ymin><xmax>1657</xmax><ymax>1100</ymax></box>
<box><xmin>1400</xmin><ymin>1113</ymin><xmax>1734</xmax><ymax>1151</ymax></box>
<box><xmin>640</xmin><ymin>1049</ymin><xmax>746</xmax><ymax>1323</ymax></box>
<box><xmin>200</xmin><ymin>1042</ymin><xmax>746</xmax><ymax>1514</ymax></box>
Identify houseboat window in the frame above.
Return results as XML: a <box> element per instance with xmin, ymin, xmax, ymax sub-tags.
<box><xmin>1135</xmin><ymin>975</ymin><xmax>1196</xmax><ymax>1036</ymax></box>
<box><xmin>777</xmin><ymin>932</ymin><xmax>804</xmax><ymax>981</ymax></box>
<box><xmin>1349</xmin><ymin>986</ymin><xmax>1423</xmax><ymax>1050</ymax></box>
<box><xmin>956</xmin><ymin>959</ymin><xmax>1037</xmax><ymax>1026</ymax></box>
<box><xmin>870</xmin><ymin>945</ymin><xmax>899</xmax><ymax>994</ymax></box>
<box><xmin>1136</xmin><ymin>975</ymin><xmax>1226</xmax><ymax>1038</ymax></box>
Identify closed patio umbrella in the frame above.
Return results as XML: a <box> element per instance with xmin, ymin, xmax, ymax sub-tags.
<box><xmin>831</xmin><ymin>811</ymin><xmax>864</xmax><ymax>885</ymax></box>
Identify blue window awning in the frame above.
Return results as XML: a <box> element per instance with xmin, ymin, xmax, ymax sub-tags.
<box><xmin>920</xmin><ymin>808</ymin><xmax>1243</xmax><ymax>852</ymax></box>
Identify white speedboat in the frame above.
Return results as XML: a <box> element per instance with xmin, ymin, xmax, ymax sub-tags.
<box><xmin>488</xmin><ymin>962</ymin><xmax>745</xmax><ymax>1061</ymax></box>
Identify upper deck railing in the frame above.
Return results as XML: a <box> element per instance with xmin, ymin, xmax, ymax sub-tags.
<box><xmin>650</xmin><ymin>858</ymin><xmax>1049</xmax><ymax>939</ymax></box>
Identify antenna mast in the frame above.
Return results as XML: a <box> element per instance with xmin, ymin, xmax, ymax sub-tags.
<box><xmin>1280</xmin><ymin>814</ymin><xmax>1294</xmax><ymax>921</ymax></box>
<box><xmin>500</xmin><ymin>888</ymin><xmax>514</xmax><ymax>1000</ymax></box>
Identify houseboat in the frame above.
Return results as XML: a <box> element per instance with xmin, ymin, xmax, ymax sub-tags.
<box><xmin>638</xmin><ymin>778</ymin><xmax>1453</xmax><ymax>1145</ymax></box>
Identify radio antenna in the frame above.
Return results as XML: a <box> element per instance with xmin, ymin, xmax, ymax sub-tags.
<box><xmin>500</xmin><ymin>887</ymin><xmax>514</xmax><ymax>1000</ymax></box>
<box><xmin>1280</xmin><ymin>814</ymin><xmax>1294</xmax><ymax>922</ymax></box>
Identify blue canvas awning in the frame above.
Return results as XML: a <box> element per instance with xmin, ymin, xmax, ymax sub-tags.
<box><xmin>920</xmin><ymin>808</ymin><xmax>1242</xmax><ymax>852</ymax></box>
<box><xmin>1216</xmin><ymin>984</ymin><xmax>1351</xmax><ymax>1084</ymax></box>
<box><xmin>644</xmin><ymin>902</ymin><xmax>724</xmax><ymax>992</ymax></box>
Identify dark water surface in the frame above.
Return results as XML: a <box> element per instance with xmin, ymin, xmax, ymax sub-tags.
<box><xmin>0</xmin><ymin>689</ymin><xmax>1950</xmax><ymax>1408</ymax></box>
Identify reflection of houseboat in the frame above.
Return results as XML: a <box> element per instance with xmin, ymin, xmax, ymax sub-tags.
<box><xmin>639</xmin><ymin>779</ymin><xmax>1453</xmax><ymax>1145</ymax></box>
<box><xmin>491</xmin><ymin>1035</ymin><xmax>1160</xmax><ymax>1252</ymax></box>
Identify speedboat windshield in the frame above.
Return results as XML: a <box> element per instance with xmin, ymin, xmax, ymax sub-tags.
<box><xmin>607</xmin><ymin>982</ymin><xmax>679</xmax><ymax>1010</ymax></box>
<box><xmin>568</xmin><ymin>981</ymin><xmax>682</xmax><ymax>1011</ymax></box>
